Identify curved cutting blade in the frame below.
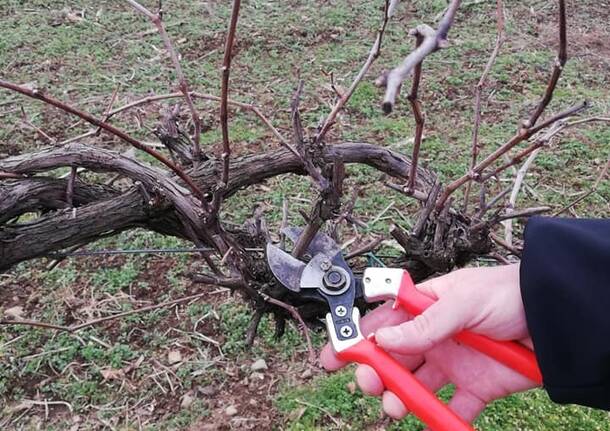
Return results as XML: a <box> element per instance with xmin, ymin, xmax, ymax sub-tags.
<box><xmin>266</xmin><ymin>243</ymin><xmax>306</xmax><ymax>292</ymax></box>
<box><xmin>281</xmin><ymin>227</ymin><xmax>341</xmax><ymax>256</ymax></box>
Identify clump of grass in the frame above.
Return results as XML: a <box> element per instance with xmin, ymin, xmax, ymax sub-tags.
<box><xmin>277</xmin><ymin>371</ymin><xmax>610</xmax><ymax>431</ymax></box>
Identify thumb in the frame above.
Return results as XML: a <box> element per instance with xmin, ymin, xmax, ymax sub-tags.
<box><xmin>375</xmin><ymin>293</ymin><xmax>468</xmax><ymax>355</ymax></box>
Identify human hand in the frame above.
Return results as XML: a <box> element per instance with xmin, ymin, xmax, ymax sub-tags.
<box><xmin>320</xmin><ymin>263</ymin><xmax>540</xmax><ymax>424</ymax></box>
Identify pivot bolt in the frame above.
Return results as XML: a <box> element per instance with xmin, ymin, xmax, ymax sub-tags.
<box><xmin>335</xmin><ymin>305</ymin><xmax>347</xmax><ymax>317</ymax></box>
<box><xmin>323</xmin><ymin>269</ymin><xmax>346</xmax><ymax>291</ymax></box>
<box><xmin>327</xmin><ymin>270</ymin><xmax>342</xmax><ymax>284</ymax></box>
<box><xmin>340</xmin><ymin>325</ymin><xmax>353</xmax><ymax>338</ymax></box>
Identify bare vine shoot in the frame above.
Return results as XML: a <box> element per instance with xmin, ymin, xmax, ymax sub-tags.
<box><xmin>0</xmin><ymin>0</ymin><xmax>608</xmax><ymax>427</ymax></box>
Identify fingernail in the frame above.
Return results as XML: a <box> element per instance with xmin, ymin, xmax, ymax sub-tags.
<box><xmin>375</xmin><ymin>327</ymin><xmax>393</xmax><ymax>345</ymax></box>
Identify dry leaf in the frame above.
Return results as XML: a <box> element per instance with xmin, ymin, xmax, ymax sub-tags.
<box><xmin>287</xmin><ymin>406</ymin><xmax>307</xmax><ymax>422</ymax></box>
<box><xmin>66</xmin><ymin>12</ymin><xmax>83</xmax><ymax>23</ymax></box>
<box><xmin>7</xmin><ymin>400</ymin><xmax>34</xmax><ymax>414</ymax></box>
<box><xmin>64</xmin><ymin>8</ymin><xmax>85</xmax><ymax>23</ymax></box>
<box><xmin>123</xmin><ymin>355</ymin><xmax>145</xmax><ymax>374</ymax></box>
<box><xmin>100</xmin><ymin>368</ymin><xmax>123</xmax><ymax>381</ymax></box>
<box><xmin>3</xmin><ymin>305</ymin><xmax>24</xmax><ymax>320</ymax></box>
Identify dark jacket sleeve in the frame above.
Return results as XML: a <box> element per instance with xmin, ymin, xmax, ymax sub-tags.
<box><xmin>520</xmin><ymin>217</ymin><xmax>610</xmax><ymax>410</ymax></box>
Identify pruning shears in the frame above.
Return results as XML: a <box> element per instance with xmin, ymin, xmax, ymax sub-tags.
<box><xmin>266</xmin><ymin>228</ymin><xmax>541</xmax><ymax>431</ymax></box>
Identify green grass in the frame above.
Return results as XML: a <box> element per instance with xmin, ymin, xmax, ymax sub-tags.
<box><xmin>217</xmin><ymin>302</ymin><xmax>326</xmax><ymax>359</ymax></box>
<box><xmin>277</xmin><ymin>370</ymin><xmax>610</xmax><ymax>430</ymax></box>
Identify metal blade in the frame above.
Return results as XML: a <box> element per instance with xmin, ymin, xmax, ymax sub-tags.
<box><xmin>281</xmin><ymin>227</ymin><xmax>302</xmax><ymax>245</ymax></box>
<box><xmin>281</xmin><ymin>227</ymin><xmax>341</xmax><ymax>256</ymax></box>
<box><xmin>266</xmin><ymin>243</ymin><xmax>306</xmax><ymax>292</ymax></box>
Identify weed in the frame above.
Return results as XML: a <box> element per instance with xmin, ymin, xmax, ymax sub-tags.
<box><xmin>91</xmin><ymin>261</ymin><xmax>140</xmax><ymax>295</ymax></box>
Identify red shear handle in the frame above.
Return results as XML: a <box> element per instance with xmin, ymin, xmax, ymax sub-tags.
<box><xmin>396</xmin><ymin>272</ymin><xmax>543</xmax><ymax>384</ymax></box>
<box><xmin>338</xmin><ymin>338</ymin><xmax>474</xmax><ymax>431</ymax></box>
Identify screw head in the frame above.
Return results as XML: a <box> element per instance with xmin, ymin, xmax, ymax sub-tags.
<box><xmin>320</xmin><ymin>260</ymin><xmax>332</xmax><ymax>271</ymax></box>
<box><xmin>340</xmin><ymin>325</ymin><xmax>353</xmax><ymax>338</ymax></box>
<box><xmin>385</xmin><ymin>278</ymin><xmax>392</xmax><ymax>284</ymax></box>
<box><xmin>335</xmin><ymin>305</ymin><xmax>347</xmax><ymax>317</ymax></box>
<box><xmin>364</xmin><ymin>277</ymin><xmax>371</xmax><ymax>284</ymax></box>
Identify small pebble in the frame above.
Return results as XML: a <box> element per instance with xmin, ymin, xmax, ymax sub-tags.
<box><xmin>250</xmin><ymin>358</ymin><xmax>268</xmax><ymax>372</ymax></box>
<box><xmin>167</xmin><ymin>350</ymin><xmax>182</xmax><ymax>365</ymax></box>
<box><xmin>199</xmin><ymin>385</ymin><xmax>218</xmax><ymax>397</ymax></box>
<box><xmin>225</xmin><ymin>405</ymin><xmax>238</xmax><ymax>416</ymax></box>
<box><xmin>251</xmin><ymin>372</ymin><xmax>264</xmax><ymax>381</ymax></box>
<box><xmin>180</xmin><ymin>393</ymin><xmax>195</xmax><ymax>409</ymax></box>
<box><xmin>300</xmin><ymin>368</ymin><xmax>313</xmax><ymax>379</ymax></box>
